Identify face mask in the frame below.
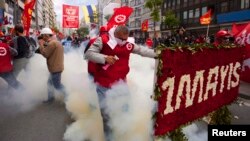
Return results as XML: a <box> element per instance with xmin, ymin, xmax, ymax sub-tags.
<box><xmin>115</xmin><ymin>37</ymin><xmax>127</xmax><ymax>46</ymax></box>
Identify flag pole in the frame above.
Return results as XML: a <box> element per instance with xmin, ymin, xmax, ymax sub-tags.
<box><xmin>206</xmin><ymin>24</ymin><xmax>210</xmax><ymax>41</ymax></box>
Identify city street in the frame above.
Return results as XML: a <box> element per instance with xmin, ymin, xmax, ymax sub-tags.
<box><xmin>0</xmin><ymin>97</ymin><xmax>71</xmax><ymax>141</ymax></box>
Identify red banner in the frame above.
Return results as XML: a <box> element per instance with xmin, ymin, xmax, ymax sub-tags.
<box><xmin>141</xmin><ymin>19</ymin><xmax>148</xmax><ymax>32</ymax></box>
<box><xmin>200</xmin><ymin>9</ymin><xmax>212</xmax><ymax>25</ymax></box>
<box><xmin>22</xmin><ymin>0</ymin><xmax>36</xmax><ymax>36</ymax></box>
<box><xmin>62</xmin><ymin>4</ymin><xmax>79</xmax><ymax>28</ymax></box>
<box><xmin>154</xmin><ymin>47</ymin><xmax>244</xmax><ymax>136</ymax></box>
<box><xmin>232</xmin><ymin>23</ymin><xmax>250</xmax><ymax>83</ymax></box>
<box><xmin>107</xmin><ymin>6</ymin><xmax>133</xmax><ymax>29</ymax></box>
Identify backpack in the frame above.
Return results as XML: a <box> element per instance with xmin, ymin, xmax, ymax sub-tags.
<box><xmin>13</xmin><ymin>36</ymin><xmax>33</xmax><ymax>58</ymax></box>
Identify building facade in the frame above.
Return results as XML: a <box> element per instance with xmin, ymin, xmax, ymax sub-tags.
<box><xmin>35</xmin><ymin>0</ymin><xmax>44</xmax><ymax>29</ymax></box>
<box><xmin>120</xmin><ymin>0</ymin><xmax>161</xmax><ymax>39</ymax></box>
<box><xmin>1</xmin><ymin>0</ymin><xmax>56</xmax><ymax>33</ymax></box>
<box><xmin>42</xmin><ymin>0</ymin><xmax>56</xmax><ymax>28</ymax></box>
<box><xmin>161</xmin><ymin>0</ymin><xmax>250</xmax><ymax>36</ymax></box>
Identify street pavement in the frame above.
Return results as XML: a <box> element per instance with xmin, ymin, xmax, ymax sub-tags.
<box><xmin>0</xmin><ymin>101</ymin><xmax>71</xmax><ymax>141</ymax></box>
<box><xmin>0</xmin><ymin>81</ymin><xmax>249</xmax><ymax>141</ymax></box>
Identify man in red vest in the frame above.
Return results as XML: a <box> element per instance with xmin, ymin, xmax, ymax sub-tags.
<box><xmin>85</xmin><ymin>25</ymin><xmax>156</xmax><ymax>140</ymax></box>
<box><xmin>0</xmin><ymin>39</ymin><xmax>22</xmax><ymax>90</ymax></box>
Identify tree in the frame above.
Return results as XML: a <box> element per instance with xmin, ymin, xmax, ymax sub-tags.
<box><xmin>164</xmin><ymin>10</ymin><xmax>179</xmax><ymax>29</ymax></box>
<box><xmin>51</xmin><ymin>26</ymin><xmax>59</xmax><ymax>33</ymax></box>
<box><xmin>76</xmin><ymin>27</ymin><xmax>89</xmax><ymax>38</ymax></box>
<box><xmin>145</xmin><ymin>0</ymin><xmax>163</xmax><ymax>38</ymax></box>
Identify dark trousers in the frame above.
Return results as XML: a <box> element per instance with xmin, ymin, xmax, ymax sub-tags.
<box><xmin>0</xmin><ymin>71</ymin><xmax>22</xmax><ymax>90</ymax></box>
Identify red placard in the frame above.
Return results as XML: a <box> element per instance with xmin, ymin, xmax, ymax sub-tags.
<box><xmin>62</xmin><ymin>4</ymin><xmax>79</xmax><ymax>28</ymax></box>
<box><xmin>154</xmin><ymin>47</ymin><xmax>245</xmax><ymax>136</ymax></box>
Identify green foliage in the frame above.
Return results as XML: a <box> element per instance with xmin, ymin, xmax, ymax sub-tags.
<box><xmin>164</xmin><ymin>10</ymin><xmax>179</xmax><ymax>29</ymax></box>
<box><xmin>156</xmin><ymin>42</ymin><xmax>240</xmax><ymax>55</ymax></box>
<box><xmin>76</xmin><ymin>27</ymin><xmax>89</xmax><ymax>38</ymax></box>
<box><xmin>168</xmin><ymin>128</ymin><xmax>188</xmax><ymax>141</ymax></box>
<box><xmin>209</xmin><ymin>106</ymin><xmax>232</xmax><ymax>125</ymax></box>
<box><xmin>145</xmin><ymin>0</ymin><xmax>163</xmax><ymax>22</ymax></box>
<box><xmin>145</xmin><ymin>0</ymin><xmax>163</xmax><ymax>39</ymax></box>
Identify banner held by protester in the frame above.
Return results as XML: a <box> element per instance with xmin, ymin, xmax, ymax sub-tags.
<box><xmin>154</xmin><ymin>46</ymin><xmax>244</xmax><ymax>136</ymax></box>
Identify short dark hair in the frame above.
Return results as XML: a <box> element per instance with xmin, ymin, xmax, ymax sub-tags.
<box><xmin>114</xmin><ymin>25</ymin><xmax>129</xmax><ymax>35</ymax></box>
<box><xmin>14</xmin><ymin>24</ymin><xmax>24</xmax><ymax>33</ymax></box>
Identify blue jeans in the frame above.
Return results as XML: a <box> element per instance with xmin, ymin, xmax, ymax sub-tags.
<box><xmin>96</xmin><ymin>85</ymin><xmax>112</xmax><ymax>141</ymax></box>
<box><xmin>47</xmin><ymin>72</ymin><xmax>67</xmax><ymax>100</ymax></box>
<box><xmin>0</xmin><ymin>71</ymin><xmax>22</xmax><ymax>90</ymax></box>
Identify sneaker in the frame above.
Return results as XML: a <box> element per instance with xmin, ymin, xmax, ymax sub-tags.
<box><xmin>43</xmin><ymin>97</ymin><xmax>55</xmax><ymax>104</ymax></box>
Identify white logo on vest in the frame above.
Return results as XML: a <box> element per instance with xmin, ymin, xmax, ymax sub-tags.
<box><xmin>114</xmin><ymin>15</ymin><xmax>126</xmax><ymax>23</ymax></box>
<box><xmin>126</xmin><ymin>43</ymin><xmax>133</xmax><ymax>50</ymax></box>
<box><xmin>0</xmin><ymin>47</ymin><xmax>7</xmax><ymax>56</ymax></box>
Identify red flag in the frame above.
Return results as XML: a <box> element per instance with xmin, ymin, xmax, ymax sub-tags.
<box><xmin>233</xmin><ymin>22</ymin><xmax>250</xmax><ymax>82</ymax></box>
<box><xmin>200</xmin><ymin>9</ymin><xmax>212</xmax><ymax>25</ymax></box>
<box><xmin>107</xmin><ymin>6</ymin><xmax>133</xmax><ymax>29</ymax></box>
<box><xmin>232</xmin><ymin>23</ymin><xmax>248</xmax><ymax>36</ymax></box>
<box><xmin>62</xmin><ymin>4</ymin><xmax>79</xmax><ymax>28</ymax></box>
<box><xmin>22</xmin><ymin>0</ymin><xmax>36</xmax><ymax>36</ymax></box>
<box><xmin>141</xmin><ymin>19</ymin><xmax>149</xmax><ymax>32</ymax></box>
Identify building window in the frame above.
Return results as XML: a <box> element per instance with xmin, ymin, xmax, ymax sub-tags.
<box><xmin>194</xmin><ymin>0</ymin><xmax>200</xmax><ymax>4</ymax></box>
<box><xmin>189</xmin><ymin>9</ymin><xmax>194</xmax><ymax>18</ymax></box>
<box><xmin>130</xmin><ymin>21</ymin><xmax>135</xmax><ymax>28</ymax></box>
<box><xmin>202</xmin><ymin>6</ymin><xmax>207</xmax><ymax>15</ymax></box>
<box><xmin>183</xmin><ymin>11</ymin><xmax>187</xmax><ymax>19</ymax></box>
<box><xmin>172</xmin><ymin>0</ymin><xmax>175</xmax><ymax>8</ymax></box>
<box><xmin>176</xmin><ymin>12</ymin><xmax>180</xmax><ymax>19</ymax></box>
<box><xmin>195</xmin><ymin>8</ymin><xmax>200</xmax><ymax>18</ymax></box>
<box><xmin>188</xmin><ymin>0</ymin><xmax>194</xmax><ymax>6</ymax></box>
<box><xmin>177</xmin><ymin>0</ymin><xmax>180</xmax><ymax>5</ymax></box>
<box><xmin>183</xmin><ymin>0</ymin><xmax>188</xmax><ymax>7</ymax></box>
<box><xmin>241</xmin><ymin>0</ymin><xmax>250</xmax><ymax>9</ymax></box>
<box><xmin>221</xmin><ymin>2</ymin><xmax>228</xmax><ymax>13</ymax></box>
<box><xmin>168</xmin><ymin>0</ymin><xmax>171</xmax><ymax>8</ymax></box>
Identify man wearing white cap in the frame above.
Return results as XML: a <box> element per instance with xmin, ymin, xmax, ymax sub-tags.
<box><xmin>38</xmin><ymin>27</ymin><xmax>67</xmax><ymax>103</ymax></box>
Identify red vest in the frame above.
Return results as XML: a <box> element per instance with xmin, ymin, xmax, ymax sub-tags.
<box><xmin>0</xmin><ymin>42</ymin><xmax>13</xmax><ymax>73</ymax></box>
<box><xmin>87</xmin><ymin>38</ymin><xmax>98</xmax><ymax>75</ymax></box>
<box><xmin>94</xmin><ymin>34</ymin><xmax>134</xmax><ymax>88</ymax></box>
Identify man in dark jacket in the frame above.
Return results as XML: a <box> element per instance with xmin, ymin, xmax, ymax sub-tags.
<box><xmin>12</xmin><ymin>24</ymin><xmax>31</xmax><ymax>77</ymax></box>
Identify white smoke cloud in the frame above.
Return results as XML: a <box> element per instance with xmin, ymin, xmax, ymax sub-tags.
<box><xmin>0</xmin><ymin>44</ymin><xmax>208</xmax><ymax>141</ymax></box>
<box><xmin>0</xmin><ymin>54</ymin><xmax>48</xmax><ymax>112</ymax></box>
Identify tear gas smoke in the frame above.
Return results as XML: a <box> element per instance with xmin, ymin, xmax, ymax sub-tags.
<box><xmin>0</xmin><ymin>42</ymin><xmax>208</xmax><ymax>141</ymax></box>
